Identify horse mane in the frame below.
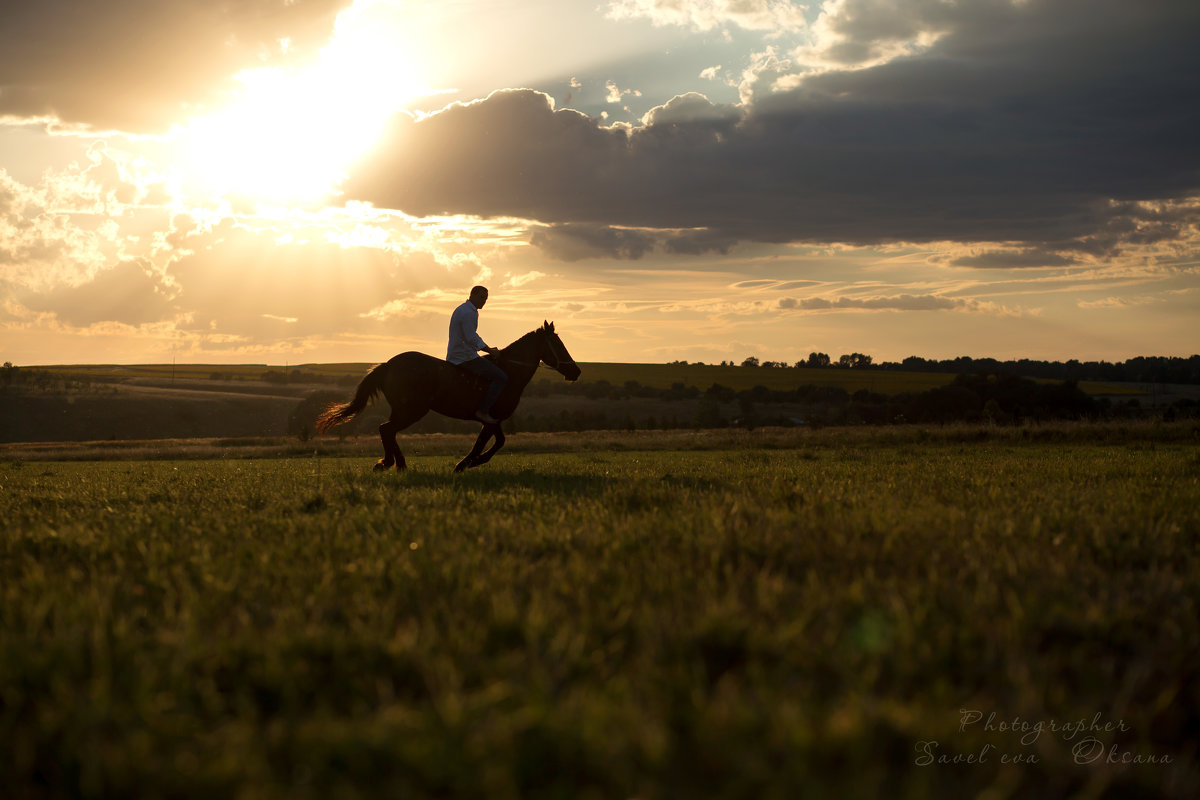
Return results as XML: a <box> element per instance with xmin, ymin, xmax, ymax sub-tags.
<box><xmin>499</xmin><ymin>321</ymin><xmax>555</xmax><ymax>355</ymax></box>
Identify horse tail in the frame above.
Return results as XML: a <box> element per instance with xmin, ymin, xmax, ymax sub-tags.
<box><xmin>316</xmin><ymin>362</ymin><xmax>389</xmax><ymax>433</ymax></box>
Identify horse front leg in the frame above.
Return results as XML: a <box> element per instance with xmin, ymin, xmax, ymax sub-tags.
<box><xmin>454</xmin><ymin>425</ymin><xmax>495</xmax><ymax>473</ymax></box>
<box><xmin>468</xmin><ymin>425</ymin><xmax>506</xmax><ymax>468</ymax></box>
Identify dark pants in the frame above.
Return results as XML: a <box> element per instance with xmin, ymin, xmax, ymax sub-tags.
<box><xmin>458</xmin><ymin>357</ymin><xmax>509</xmax><ymax>414</ymax></box>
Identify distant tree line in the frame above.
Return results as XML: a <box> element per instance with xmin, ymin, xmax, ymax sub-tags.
<box><xmin>1</xmin><ymin>363</ymin><xmax>103</xmax><ymax>394</ymax></box>
<box><xmin>712</xmin><ymin>354</ymin><xmax>1200</xmax><ymax>384</ymax></box>
<box><xmin>691</xmin><ymin>374</ymin><xmax>1119</xmax><ymax>428</ymax></box>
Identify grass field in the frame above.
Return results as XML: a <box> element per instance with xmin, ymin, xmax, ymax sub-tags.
<box><xmin>3</xmin><ymin>426</ymin><xmax>1198</xmax><ymax>798</ymax></box>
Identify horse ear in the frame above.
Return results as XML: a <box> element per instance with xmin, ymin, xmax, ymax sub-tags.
<box><xmin>547</xmin><ymin>320</ymin><xmax>555</xmax><ymax>332</ymax></box>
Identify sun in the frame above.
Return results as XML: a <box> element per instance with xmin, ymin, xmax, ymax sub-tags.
<box><xmin>175</xmin><ymin>1</ymin><xmax>425</xmax><ymax>204</ymax></box>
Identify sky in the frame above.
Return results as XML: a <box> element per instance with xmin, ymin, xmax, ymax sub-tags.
<box><xmin>1</xmin><ymin>0</ymin><xmax>1198</xmax><ymax>367</ymax></box>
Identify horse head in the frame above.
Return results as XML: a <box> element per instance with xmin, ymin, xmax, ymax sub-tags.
<box><xmin>539</xmin><ymin>320</ymin><xmax>581</xmax><ymax>381</ymax></box>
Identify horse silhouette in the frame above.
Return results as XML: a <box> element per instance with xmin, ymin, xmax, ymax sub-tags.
<box><xmin>316</xmin><ymin>321</ymin><xmax>581</xmax><ymax>472</ymax></box>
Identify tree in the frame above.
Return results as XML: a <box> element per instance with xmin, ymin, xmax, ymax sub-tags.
<box><xmin>705</xmin><ymin>383</ymin><xmax>736</xmax><ymax>403</ymax></box>
<box><xmin>806</xmin><ymin>352</ymin><xmax>831</xmax><ymax>368</ymax></box>
<box><xmin>695</xmin><ymin>395</ymin><xmax>726</xmax><ymax>428</ymax></box>
<box><xmin>741</xmin><ymin>356</ymin><xmax>760</xmax><ymax>367</ymax></box>
<box><xmin>736</xmin><ymin>394</ymin><xmax>758</xmax><ymax>430</ymax></box>
<box><xmin>289</xmin><ymin>391</ymin><xmax>348</xmax><ymax>440</ymax></box>
<box><xmin>836</xmin><ymin>353</ymin><xmax>873</xmax><ymax>369</ymax></box>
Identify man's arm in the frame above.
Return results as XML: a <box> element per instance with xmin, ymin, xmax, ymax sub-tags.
<box><xmin>457</xmin><ymin>305</ymin><xmax>492</xmax><ymax>353</ymax></box>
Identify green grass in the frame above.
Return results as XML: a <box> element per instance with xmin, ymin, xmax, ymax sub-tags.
<box><xmin>2</xmin><ymin>433</ymin><xmax>1198</xmax><ymax>798</ymax></box>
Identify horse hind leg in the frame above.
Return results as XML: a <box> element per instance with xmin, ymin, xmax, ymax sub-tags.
<box><xmin>375</xmin><ymin>406</ymin><xmax>427</xmax><ymax>471</ymax></box>
<box><xmin>375</xmin><ymin>419</ymin><xmax>399</xmax><ymax>471</ymax></box>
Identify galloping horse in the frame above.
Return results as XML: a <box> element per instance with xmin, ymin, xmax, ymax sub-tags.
<box><xmin>316</xmin><ymin>321</ymin><xmax>581</xmax><ymax>472</ymax></box>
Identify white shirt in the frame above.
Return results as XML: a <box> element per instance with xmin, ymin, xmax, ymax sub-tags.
<box><xmin>446</xmin><ymin>300</ymin><xmax>489</xmax><ymax>364</ymax></box>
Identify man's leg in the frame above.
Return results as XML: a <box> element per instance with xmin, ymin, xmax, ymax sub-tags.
<box><xmin>458</xmin><ymin>358</ymin><xmax>509</xmax><ymax>418</ymax></box>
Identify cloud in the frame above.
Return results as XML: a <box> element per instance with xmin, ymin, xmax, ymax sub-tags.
<box><xmin>503</xmin><ymin>270</ymin><xmax>549</xmax><ymax>288</ymax></box>
<box><xmin>605</xmin><ymin>81</ymin><xmax>643</xmax><ymax>104</ymax></box>
<box><xmin>780</xmin><ymin>293</ymin><xmax>968</xmax><ymax>311</ymax></box>
<box><xmin>736</xmin><ymin>46</ymin><xmax>794</xmax><ymax>103</ymax></box>
<box><xmin>797</xmin><ymin>0</ymin><xmax>961</xmax><ymax>69</ymax></box>
<box><xmin>640</xmin><ymin>92</ymin><xmax>740</xmax><ymax>126</ymax></box>
<box><xmin>0</xmin><ymin>166</ymin><xmax>126</xmax><ymax>290</ymax></box>
<box><xmin>606</xmin><ymin>0</ymin><xmax>808</xmax><ymax>33</ymax></box>
<box><xmin>947</xmin><ymin>249</ymin><xmax>1081</xmax><ymax>269</ymax></box>
<box><xmin>0</xmin><ymin>0</ymin><xmax>349</xmax><ymax>131</ymax></box>
<box><xmin>1077</xmin><ymin>296</ymin><xmax>1157</xmax><ymax>310</ymax></box>
<box><xmin>529</xmin><ymin>224</ymin><xmax>658</xmax><ymax>262</ymax></box>
<box><xmin>162</xmin><ymin>224</ymin><xmax>436</xmax><ymax>339</ymax></box>
<box><xmin>16</xmin><ymin>259</ymin><xmax>176</xmax><ymax>327</ymax></box>
<box><xmin>2</xmin><ymin>198</ymin><xmax>541</xmax><ymax>359</ymax></box>
<box><xmin>662</xmin><ymin>229</ymin><xmax>737</xmax><ymax>256</ymax></box>
<box><xmin>528</xmin><ymin>222</ymin><xmax>736</xmax><ymax>261</ymax></box>
<box><xmin>358</xmin><ymin>299</ymin><xmax>411</xmax><ymax>322</ymax></box>
<box><xmin>343</xmin><ymin>1</ymin><xmax>1200</xmax><ymax>258</ymax></box>
<box><xmin>735</xmin><ymin>279</ymin><xmax>821</xmax><ymax>290</ymax></box>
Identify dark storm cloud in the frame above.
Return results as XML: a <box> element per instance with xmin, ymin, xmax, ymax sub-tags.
<box><xmin>528</xmin><ymin>222</ymin><xmax>736</xmax><ymax>260</ymax></box>
<box><xmin>948</xmin><ymin>250</ymin><xmax>1080</xmax><ymax>269</ymax></box>
<box><xmin>529</xmin><ymin>224</ymin><xmax>657</xmax><ymax>261</ymax></box>
<box><xmin>0</xmin><ymin>0</ymin><xmax>348</xmax><ymax>131</ymax></box>
<box><xmin>344</xmin><ymin>0</ymin><xmax>1200</xmax><ymax>257</ymax></box>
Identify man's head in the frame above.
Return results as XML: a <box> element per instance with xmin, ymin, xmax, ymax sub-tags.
<box><xmin>469</xmin><ymin>285</ymin><xmax>489</xmax><ymax>309</ymax></box>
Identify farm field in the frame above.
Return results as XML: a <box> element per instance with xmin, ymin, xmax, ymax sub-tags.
<box><xmin>27</xmin><ymin>360</ymin><xmax>1138</xmax><ymax>397</ymax></box>
<box><xmin>2</xmin><ymin>426</ymin><xmax>1198</xmax><ymax>798</ymax></box>
<box><xmin>5</xmin><ymin>361</ymin><xmax>1153</xmax><ymax>444</ymax></box>
<box><xmin>7</xmin><ymin>358</ymin><xmax>1158</xmax><ymax>445</ymax></box>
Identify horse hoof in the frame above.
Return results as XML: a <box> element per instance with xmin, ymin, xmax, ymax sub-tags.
<box><xmin>373</xmin><ymin>461</ymin><xmax>390</xmax><ymax>472</ymax></box>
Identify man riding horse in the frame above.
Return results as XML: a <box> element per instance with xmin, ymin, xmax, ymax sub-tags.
<box><xmin>447</xmin><ymin>285</ymin><xmax>507</xmax><ymax>425</ymax></box>
<box><xmin>316</xmin><ymin>288</ymin><xmax>581</xmax><ymax>472</ymax></box>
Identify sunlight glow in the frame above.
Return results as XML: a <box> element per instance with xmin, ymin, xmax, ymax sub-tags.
<box><xmin>175</xmin><ymin>0</ymin><xmax>425</xmax><ymax>203</ymax></box>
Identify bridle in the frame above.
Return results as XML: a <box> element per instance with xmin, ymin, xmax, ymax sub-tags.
<box><xmin>501</xmin><ymin>331</ymin><xmax>571</xmax><ymax>372</ymax></box>
<box><xmin>541</xmin><ymin>333</ymin><xmax>569</xmax><ymax>371</ymax></box>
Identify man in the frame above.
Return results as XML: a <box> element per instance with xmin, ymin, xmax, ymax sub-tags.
<box><xmin>447</xmin><ymin>285</ymin><xmax>508</xmax><ymax>424</ymax></box>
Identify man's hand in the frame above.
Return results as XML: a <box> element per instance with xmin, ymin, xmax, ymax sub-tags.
<box><xmin>485</xmin><ymin>346</ymin><xmax>500</xmax><ymax>355</ymax></box>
